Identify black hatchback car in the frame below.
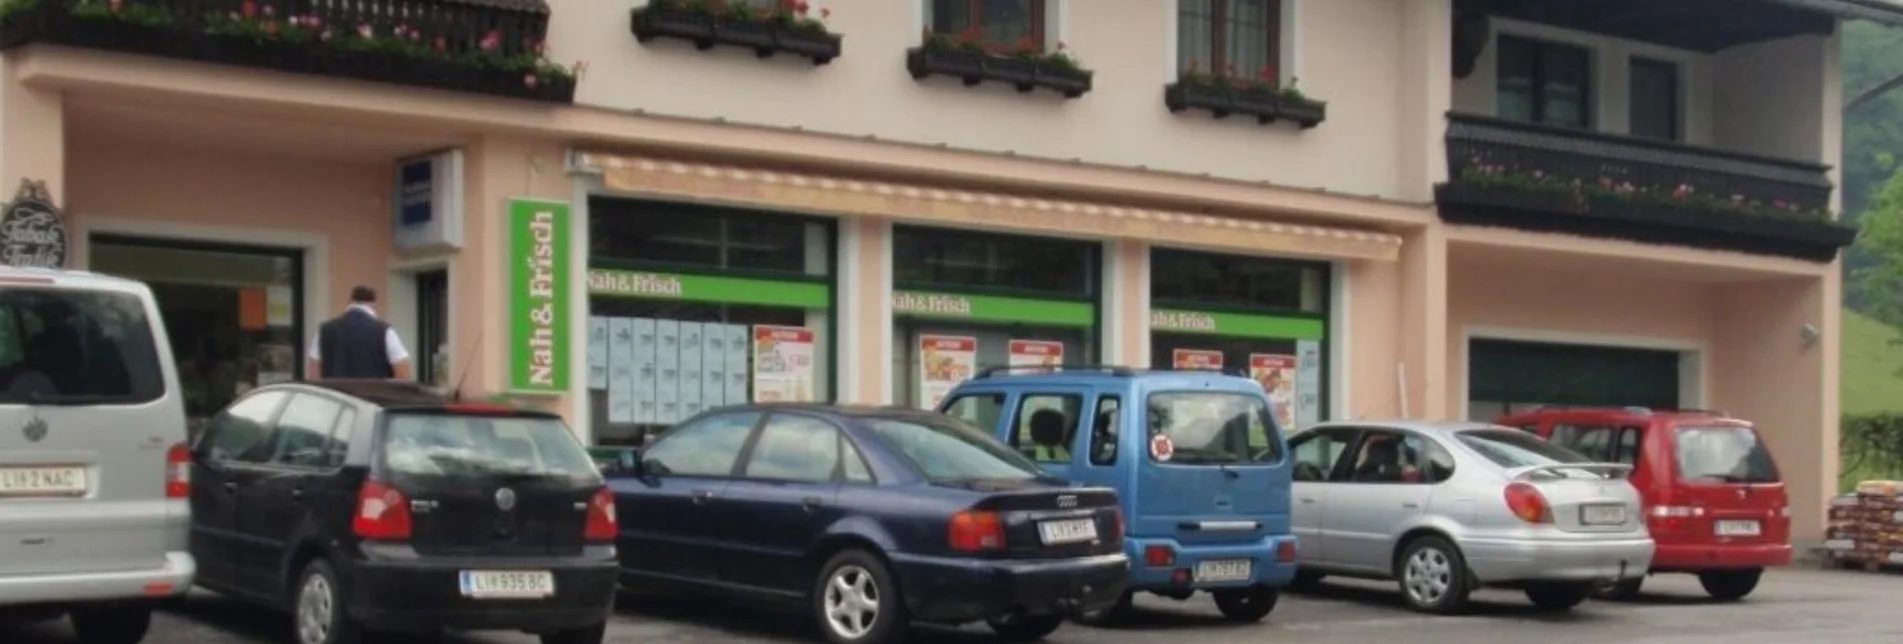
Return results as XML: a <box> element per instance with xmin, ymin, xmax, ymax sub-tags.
<box><xmin>187</xmin><ymin>380</ymin><xmax>617</xmax><ymax>644</ymax></box>
<box><xmin>602</xmin><ymin>404</ymin><xmax>1130</xmax><ymax>644</ymax></box>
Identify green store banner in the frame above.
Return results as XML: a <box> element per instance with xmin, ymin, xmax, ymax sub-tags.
<box><xmin>509</xmin><ymin>198</ymin><xmax>571</xmax><ymax>394</ymax></box>
<box><xmin>1150</xmin><ymin>308</ymin><xmax>1325</xmax><ymax>340</ymax></box>
<box><xmin>588</xmin><ymin>268</ymin><xmax>830</xmax><ymax>308</ymax></box>
<box><xmin>892</xmin><ymin>290</ymin><xmax>1094</xmax><ymax>328</ymax></box>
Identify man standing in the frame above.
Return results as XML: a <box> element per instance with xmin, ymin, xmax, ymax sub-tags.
<box><xmin>306</xmin><ymin>285</ymin><xmax>413</xmax><ymax>380</ymax></box>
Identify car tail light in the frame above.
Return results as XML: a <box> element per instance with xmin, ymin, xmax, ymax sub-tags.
<box><xmin>352</xmin><ymin>480</ymin><xmax>413</xmax><ymax>541</ymax></box>
<box><xmin>1110</xmin><ymin>507</ymin><xmax>1125</xmax><ymax>540</ymax></box>
<box><xmin>584</xmin><ymin>487</ymin><xmax>617</xmax><ymax>543</ymax></box>
<box><xmin>1143</xmin><ymin>544</ymin><xmax>1176</xmax><ymax>567</ymax></box>
<box><xmin>164</xmin><ymin>443</ymin><xmax>190</xmax><ymax>499</ymax></box>
<box><xmin>948</xmin><ymin>510</ymin><xmax>1006</xmax><ymax>552</ymax></box>
<box><xmin>1275</xmin><ymin>539</ymin><xmax>1298</xmax><ymax>563</ymax></box>
<box><xmin>1504</xmin><ymin>483</ymin><xmax>1552</xmax><ymax>524</ymax></box>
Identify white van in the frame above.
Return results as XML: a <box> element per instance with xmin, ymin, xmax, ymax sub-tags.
<box><xmin>0</xmin><ymin>267</ymin><xmax>193</xmax><ymax>644</ymax></box>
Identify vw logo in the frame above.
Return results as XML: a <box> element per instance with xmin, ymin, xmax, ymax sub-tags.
<box><xmin>495</xmin><ymin>488</ymin><xmax>517</xmax><ymax>512</ymax></box>
<box><xmin>1056</xmin><ymin>495</ymin><xmax>1078</xmax><ymax>509</ymax></box>
<box><xmin>21</xmin><ymin>416</ymin><xmax>46</xmax><ymax>443</ymax></box>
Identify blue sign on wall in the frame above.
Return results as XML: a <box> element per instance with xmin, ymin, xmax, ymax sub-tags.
<box><xmin>393</xmin><ymin>150</ymin><xmax>464</xmax><ymax>254</ymax></box>
<box><xmin>399</xmin><ymin>159</ymin><xmax>434</xmax><ymax>226</ymax></box>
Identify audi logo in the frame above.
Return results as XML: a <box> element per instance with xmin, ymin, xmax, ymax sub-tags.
<box><xmin>1055</xmin><ymin>495</ymin><xmax>1078</xmax><ymax>508</ymax></box>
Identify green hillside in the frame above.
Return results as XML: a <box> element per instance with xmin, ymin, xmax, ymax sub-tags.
<box><xmin>1842</xmin><ymin>308</ymin><xmax>1903</xmax><ymax>489</ymax></box>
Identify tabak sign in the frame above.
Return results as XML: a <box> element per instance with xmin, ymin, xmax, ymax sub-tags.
<box><xmin>509</xmin><ymin>199</ymin><xmax>571</xmax><ymax>393</ymax></box>
<box><xmin>0</xmin><ymin>180</ymin><xmax>66</xmax><ymax>269</ymax></box>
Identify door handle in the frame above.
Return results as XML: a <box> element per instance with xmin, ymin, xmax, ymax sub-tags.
<box><xmin>801</xmin><ymin>496</ymin><xmax>825</xmax><ymax>512</ymax></box>
<box><xmin>1401</xmin><ymin>501</ymin><xmax>1421</xmax><ymax>509</ymax></box>
<box><xmin>289</xmin><ymin>488</ymin><xmax>306</xmax><ymax>502</ymax></box>
<box><xmin>690</xmin><ymin>489</ymin><xmax>717</xmax><ymax>504</ymax></box>
<box><xmin>1298</xmin><ymin>497</ymin><xmax>1316</xmax><ymax>504</ymax></box>
<box><xmin>222</xmin><ymin>481</ymin><xmax>237</xmax><ymax>492</ymax></box>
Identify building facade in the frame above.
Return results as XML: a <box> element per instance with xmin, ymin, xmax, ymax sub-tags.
<box><xmin>0</xmin><ymin>0</ymin><xmax>1885</xmax><ymax>540</ymax></box>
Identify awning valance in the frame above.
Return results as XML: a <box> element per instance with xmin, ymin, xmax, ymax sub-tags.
<box><xmin>574</xmin><ymin>152</ymin><xmax>1403</xmax><ymax>262</ymax></box>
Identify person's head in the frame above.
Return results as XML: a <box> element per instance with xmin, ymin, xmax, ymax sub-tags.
<box><xmin>349</xmin><ymin>285</ymin><xmax>377</xmax><ymax>305</ymax></box>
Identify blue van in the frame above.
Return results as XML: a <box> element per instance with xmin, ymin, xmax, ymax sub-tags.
<box><xmin>935</xmin><ymin>366</ymin><xmax>1296</xmax><ymax>623</ymax></box>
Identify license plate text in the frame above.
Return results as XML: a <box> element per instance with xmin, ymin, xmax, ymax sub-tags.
<box><xmin>1037</xmin><ymin>519</ymin><xmax>1099</xmax><ymax>545</ymax></box>
<box><xmin>458</xmin><ymin>570</ymin><xmax>555</xmax><ymax>599</ymax></box>
<box><xmin>1194</xmin><ymin>559</ymin><xmax>1253</xmax><ymax>583</ymax></box>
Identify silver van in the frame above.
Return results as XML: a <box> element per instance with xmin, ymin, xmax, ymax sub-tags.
<box><xmin>0</xmin><ymin>267</ymin><xmax>193</xmax><ymax>643</ymax></box>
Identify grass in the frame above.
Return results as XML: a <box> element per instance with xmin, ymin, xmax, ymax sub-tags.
<box><xmin>1840</xmin><ymin>308</ymin><xmax>1903</xmax><ymax>490</ymax></box>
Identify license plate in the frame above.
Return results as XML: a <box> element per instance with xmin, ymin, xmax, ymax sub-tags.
<box><xmin>1715</xmin><ymin>520</ymin><xmax>1761</xmax><ymax>537</ymax></box>
<box><xmin>1194</xmin><ymin>559</ymin><xmax>1253</xmax><ymax>583</ymax></box>
<box><xmin>458</xmin><ymin>570</ymin><xmax>554</xmax><ymax>599</ymax></box>
<box><xmin>0</xmin><ymin>466</ymin><xmax>87</xmax><ymax>497</ymax></box>
<box><xmin>1037</xmin><ymin>519</ymin><xmax>1098</xmax><ymax>545</ymax></box>
<box><xmin>1580</xmin><ymin>504</ymin><xmax>1628</xmax><ymax>525</ymax></box>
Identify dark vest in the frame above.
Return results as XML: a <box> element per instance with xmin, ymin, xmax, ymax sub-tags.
<box><xmin>318</xmin><ymin>308</ymin><xmax>394</xmax><ymax>379</ymax></box>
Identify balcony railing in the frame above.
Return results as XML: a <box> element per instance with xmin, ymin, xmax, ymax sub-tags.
<box><xmin>0</xmin><ymin>0</ymin><xmax>576</xmax><ymax>103</ymax></box>
<box><xmin>1437</xmin><ymin>113</ymin><xmax>1855</xmax><ymax>262</ymax></box>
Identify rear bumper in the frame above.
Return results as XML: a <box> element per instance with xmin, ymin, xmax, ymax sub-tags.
<box><xmin>1651</xmin><ymin>542</ymin><xmax>1792</xmax><ymax>571</ymax></box>
<box><xmin>0</xmin><ymin>551</ymin><xmax>193</xmax><ymax>607</ymax></box>
<box><xmin>1463</xmin><ymin>537</ymin><xmax>1654</xmax><ymax>585</ymax></box>
<box><xmin>345</xmin><ymin>545</ymin><xmax>617</xmax><ymax>633</ymax></box>
<box><xmin>891</xmin><ymin>552</ymin><xmax>1129</xmax><ymax>624</ymax></box>
<box><xmin>1124</xmin><ymin>535</ymin><xmax>1298</xmax><ymax>591</ymax></box>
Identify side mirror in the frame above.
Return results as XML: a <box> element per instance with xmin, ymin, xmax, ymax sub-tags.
<box><xmin>590</xmin><ymin>447</ymin><xmax>643</xmax><ymax>477</ymax></box>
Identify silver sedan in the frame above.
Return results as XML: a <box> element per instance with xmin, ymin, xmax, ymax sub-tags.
<box><xmin>1285</xmin><ymin>421</ymin><xmax>1653</xmax><ymax>614</ymax></box>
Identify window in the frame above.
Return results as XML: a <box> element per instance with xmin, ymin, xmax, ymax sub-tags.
<box><xmin>1177</xmin><ymin>0</ymin><xmax>1281</xmax><ymax>81</ymax></box>
<box><xmin>1675</xmin><ymin>426</ymin><xmax>1779</xmax><ymax>483</ymax></box>
<box><xmin>1089</xmin><ymin>395</ymin><xmax>1121</xmax><ymax>465</ymax></box>
<box><xmin>930</xmin><ymin>0</ymin><xmax>1045</xmax><ymax>51</ymax></box>
<box><xmin>943</xmin><ymin>393</ymin><xmax>1006</xmax><ymax>432</ymax></box>
<box><xmin>326</xmin><ymin>408</ymin><xmax>356</xmax><ymax>468</ymax></box>
<box><xmin>197</xmin><ymin>391</ymin><xmax>286</xmax><ymax>463</ymax></box>
<box><xmin>1146</xmin><ymin>391</ymin><xmax>1282</xmax><ymax>465</ymax></box>
<box><xmin>587</xmin><ymin>198</ymin><xmax>832</xmax><ymax>278</ymax></box>
<box><xmin>1551</xmin><ymin>424</ymin><xmax>1642</xmax><ymax>466</ymax></box>
<box><xmin>1348</xmin><ymin>431</ymin><xmax>1421</xmax><ymax>483</ymax></box>
<box><xmin>893</xmin><ymin>225</ymin><xmax>1098</xmax><ymax>297</ymax></box>
<box><xmin>1007</xmin><ymin>394</ymin><xmax>1082</xmax><ymax>463</ymax></box>
<box><xmin>743</xmin><ymin>414</ymin><xmax>842</xmax><ymax>483</ymax></box>
<box><xmin>1629</xmin><ymin>57</ymin><xmax>1679</xmax><ymax>141</ymax></box>
<box><xmin>268</xmin><ymin>394</ymin><xmax>344</xmax><ymax>468</ymax></box>
<box><xmin>1457</xmin><ymin>428</ymin><xmax>1606</xmax><ymax>479</ymax></box>
<box><xmin>842</xmin><ymin>435</ymin><xmax>874</xmax><ymax>483</ymax></box>
<box><xmin>1497</xmin><ymin>35</ymin><xmax>1591</xmax><ymax>129</ymax></box>
<box><xmin>642</xmin><ymin>412</ymin><xmax>760</xmax><ymax>477</ymax></box>
<box><xmin>1151</xmin><ymin>248</ymin><xmax>1325</xmax><ymax>314</ymax></box>
<box><xmin>1422</xmin><ymin>439</ymin><xmax>1456</xmax><ymax>483</ymax></box>
<box><xmin>1289</xmin><ymin>428</ymin><xmax>1354</xmax><ymax>481</ymax></box>
<box><xmin>0</xmin><ymin>287</ymin><xmax>164</xmax><ymax>405</ymax></box>
<box><xmin>381</xmin><ymin>414</ymin><xmax>597</xmax><ymax>478</ymax></box>
<box><xmin>864</xmin><ymin>415</ymin><xmax>1043</xmax><ymax>482</ymax></box>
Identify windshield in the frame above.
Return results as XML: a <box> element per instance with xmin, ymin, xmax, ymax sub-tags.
<box><xmin>0</xmin><ymin>287</ymin><xmax>163</xmax><ymax>405</ymax></box>
<box><xmin>1145</xmin><ymin>392</ymin><xmax>1283</xmax><ymax>465</ymax></box>
<box><xmin>864</xmin><ymin>415</ymin><xmax>1043</xmax><ymax>482</ymax></box>
<box><xmin>382</xmin><ymin>413</ymin><xmax>600</xmax><ymax>480</ymax></box>
<box><xmin>1675</xmin><ymin>426</ymin><xmax>1779</xmax><ymax>484</ymax></box>
<box><xmin>1457</xmin><ymin>428</ymin><xmax>1603</xmax><ymax>479</ymax></box>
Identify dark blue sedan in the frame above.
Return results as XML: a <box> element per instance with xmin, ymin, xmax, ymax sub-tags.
<box><xmin>601</xmin><ymin>404</ymin><xmax>1130</xmax><ymax>643</ymax></box>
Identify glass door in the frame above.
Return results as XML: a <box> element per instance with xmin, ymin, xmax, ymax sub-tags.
<box><xmin>415</xmin><ymin>269</ymin><xmax>449</xmax><ymax>386</ymax></box>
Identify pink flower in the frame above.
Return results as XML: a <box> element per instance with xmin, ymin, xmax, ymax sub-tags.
<box><xmin>820</xmin><ymin>7</ymin><xmax>831</xmax><ymax>18</ymax></box>
<box><xmin>264</xmin><ymin>20</ymin><xmax>279</xmax><ymax>35</ymax></box>
<box><xmin>107</xmin><ymin>0</ymin><xmax>121</xmax><ymax>13</ymax></box>
<box><xmin>288</xmin><ymin>16</ymin><xmax>302</xmax><ymax>27</ymax></box>
<box><xmin>530</xmin><ymin>40</ymin><xmax>545</xmax><ymax>56</ymax></box>
<box><xmin>320</xmin><ymin>29</ymin><xmax>333</xmax><ymax>42</ymax></box>
<box><xmin>357</xmin><ymin>23</ymin><xmax>373</xmax><ymax>39</ymax></box>
<box><xmin>304</xmin><ymin>15</ymin><xmax>321</xmax><ymax>30</ymax></box>
<box><xmin>262</xmin><ymin>4</ymin><xmax>274</xmax><ymax>17</ymax></box>
<box><xmin>241</xmin><ymin>0</ymin><xmax>257</xmax><ymax>19</ymax></box>
<box><xmin>524</xmin><ymin>74</ymin><xmax>539</xmax><ymax>89</ymax></box>
<box><xmin>479</xmin><ymin>30</ymin><xmax>501</xmax><ymax>51</ymax></box>
<box><xmin>433</xmin><ymin>37</ymin><xmax>447</xmax><ymax>52</ymax></box>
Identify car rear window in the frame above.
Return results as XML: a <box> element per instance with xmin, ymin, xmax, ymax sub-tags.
<box><xmin>381</xmin><ymin>413</ymin><xmax>598</xmax><ymax>479</ymax></box>
<box><xmin>1675</xmin><ymin>426</ymin><xmax>1779</xmax><ymax>484</ymax></box>
<box><xmin>864</xmin><ymin>415</ymin><xmax>1042</xmax><ymax>482</ymax></box>
<box><xmin>0</xmin><ymin>287</ymin><xmax>163</xmax><ymax>405</ymax></box>
<box><xmin>1457</xmin><ymin>428</ymin><xmax>1600</xmax><ymax>478</ymax></box>
<box><xmin>1145</xmin><ymin>392</ymin><xmax>1282</xmax><ymax>465</ymax></box>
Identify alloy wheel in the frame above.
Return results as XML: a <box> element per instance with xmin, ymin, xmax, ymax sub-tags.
<box><xmin>823</xmin><ymin>565</ymin><xmax>880</xmax><ymax>640</ymax></box>
<box><xmin>1403</xmin><ymin>546</ymin><xmax>1453</xmax><ymax>606</ymax></box>
<box><xmin>296</xmin><ymin>572</ymin><xmax>335</xmax><ymax>644</ymax></box>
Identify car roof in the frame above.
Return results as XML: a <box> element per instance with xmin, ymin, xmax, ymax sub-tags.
<box><xmin>957</xmin><ymin>366</ymin><xmax>1263</xmax><ymax>390</ymax></box>
<box><xmin>1304</xmin><ymin>419</ymin><xmax>1506</xmax><ymax>435</ymax></box>
<box><xmin>0</xmin><ymin>265</ymin><xmax>155</xmax><ymax>294</ymax></box>
<box><xmin>258</xmin><ymin>380</ymin><xmax>560</xmax><ymax>418</ymax></box>
<box><xmin>1499</xmin><ymin>406</ymin><xmax>1742</xmax><ymax>424</ymax></box>
<box><xmin>712</xmin><ymin>402</ymin><xmax>951</xmax><ymax>422</ymax></box>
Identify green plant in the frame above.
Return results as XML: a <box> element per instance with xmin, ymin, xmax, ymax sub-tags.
<box><xmin>70</xmin><ymin>0</ymin><xmax>176</xmax><ymax>26</ymax></box>
<box><xmin>1454</xmin><ymin>163</ymin><xmax>1838</xmax><ymax>223</ymax></box>
<box><xmin>0</xmin><ymin>0</ymin><xmax>40</xmax><ymax>23</ymax></box>
<box><xmin>1280</xmin><ymin>76</ymin><xmax>1307</xmax><ymax>102</ymax></box>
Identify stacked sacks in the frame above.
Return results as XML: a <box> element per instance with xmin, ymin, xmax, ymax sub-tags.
<box><xmin>1826</xmin><ymin>481</ymin><xmax>1903</xmax><ymax>568</ymax></box>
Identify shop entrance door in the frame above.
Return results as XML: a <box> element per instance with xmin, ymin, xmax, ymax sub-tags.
<box><xmin>414</xmin><ymin>269</ymin><xmax>448</xmax><ymax>386</ymax></box>
<box><xmin>89</xmin><ymin>236</ymin><xmax>304</xmax><ymax>430</ymax></box>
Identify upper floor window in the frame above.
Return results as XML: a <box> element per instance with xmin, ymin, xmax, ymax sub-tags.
<box><xmin>930</xmin><ymin>0</ymin><xmax>1047</xmax><ymax>51</ymax></box>
<box><xmin>1629</xmin><ymin>57</ymin><xmax>1680</xmax><ymax>141</ymax></box>
<box><xmin>1178</xmin><ymin>0</ymin><xmax>1283</xmax><ymax>81</ymax></box>
<box><xmin>1497</xmin><ymin>35</ymin><xmax>1591</xmax><ymax>129</ymax></box>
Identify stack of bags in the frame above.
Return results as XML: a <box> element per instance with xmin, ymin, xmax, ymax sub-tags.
<box><xmin>1825</xmin><ymin>480</ymin><xmax>1903</xmax><ymax>568</ymax></box>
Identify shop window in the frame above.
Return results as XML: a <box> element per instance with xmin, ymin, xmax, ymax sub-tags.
<box><xmin>589</xmin><ymin>198</ymin><xmax>832</xmax><ymax>278</ymax></box>
<box><xmin>1177</xmin><ymin>0</ymin><xmax>1282</xmax><ymax>81</ymax></box>
<box><xmin>1151</xmin><ymin>248</ymin><xmax>1322</xmax><ymax>313</ymax></box>
<box><xmin>1006</xmin><ymin>394</ymin><xmax>1083</xmax><ymax>463</ymax></box>
<box><xmin>1150</xmin><ymin>247</ymin><xmax>1328</xmax><ymax>430</ymax></box>
<box><xmin>893</xmin><ymin>225</ymin><xmax>1097</xmax><ymax>297</ymax></box>
<box><xmin>928</xmin><ymin>0</ymin><xmax>1046</xmax><ymax>52</ymax></box>
<box><xmin>1497</xmin><ymin>35</ymin><xmax>1592</xmax><ymax>129</ymax></box>
<box><xmin>1089</xmin><ymin>395</ymin><xmax>1120</xmax><ymax>465</ymax></box>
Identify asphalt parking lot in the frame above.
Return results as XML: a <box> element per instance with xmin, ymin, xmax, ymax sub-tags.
<box><xmin>9</xmin><ymin>566</ymin><xmax>1903</xmax><ymax>644</ymax></box>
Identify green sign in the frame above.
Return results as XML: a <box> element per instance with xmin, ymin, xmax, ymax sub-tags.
<box><xmin>588</xmin><ymin>268</ymin><xmax>830</xmax><ymax>309</ymax></box>
<box><xmin>892</xmin><ymin>290</ymin><xmax>1095</xmax><ymax>327</ymax></box>
<box><xmin>1150</xmin><ymin>308</ymin><xmax>1325</xmax><ymax>340</ymax></box>
<box><xmin>509</xmin><ymin>199</ymin><xmax>571</xmax><ymax>394</ymax></box>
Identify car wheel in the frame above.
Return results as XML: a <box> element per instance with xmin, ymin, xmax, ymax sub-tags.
<box><xmin>1698</xmin><ymin>568</ymin><xmax>1763</xmax><ymax>602</ymax></box>
<box><xmin>1212</xmin><ymin>585</ymin><xmax>1280</xmax><ymax>622</ymax></box>
<box><xmin>986</xmin><ymin>613</ymin><xmax>1065</xmax><ymax>641</ymax></box>
<box><xmin>69</xmin><ymin>604</ymin><xmax>151</xmax><ymax>644</ymax></box>
<box><xmin>1396</xmin><ymin>536</ymin><xmax>1473</xmax><ymax>615</ymax></box>
<box><xmin>1288</xmin><ymin>570</ymin><xmax>1326</xmax><ymax>592</ymax></box>
<box><xmin>1524</xmin><ymin>582</ymin><xmax>1591</xmax><ymax>611</ymax></box>
<box><xmin>294</xmin><ymin>559</ymin><xmax>367</xmax><ymax>644</ymax></box>
<box><xmin>1070</xmin><ymin>590</ymin><xmax>1133</xmax><ymax>627</ymax></box>
<box><xmin>1591</xmin><ymin>577</ymin><xmax>1644</xmax><ymax>601</ymax></box>
<box><xmin>813</xmin><ymin>549</ymin><xmax>906</xmax><ymax>644</ymax></box>
<box><xmin>540</xmin><ymin>622</ymin><xmax>607</xmax><ymax>644</ymax></box>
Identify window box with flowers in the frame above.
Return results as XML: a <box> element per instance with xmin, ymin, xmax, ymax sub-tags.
<box><xmin>630</xmin><ymin>0</ymin><xmax>841</xmax><ymax>65</ymax></box>
<box><xmin>906</xmin><ymin>29</ymin><xmax>1091</xmax><ymax>98</ymax></box>
<box><xmin>0</xmin><ymin>0</ymin><xmax>579</xmax><ymax>102</ymax></box>
<box><xmin>1164</xmin><ymin>64</ymin><xmax>1326</xmax><ymax>128</ymax></box>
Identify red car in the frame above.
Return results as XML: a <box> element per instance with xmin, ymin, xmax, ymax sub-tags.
<box><xmin>1496</xmin><ymin>407</ymin><xmax>1790</xmax><ymax>601</ymax></box>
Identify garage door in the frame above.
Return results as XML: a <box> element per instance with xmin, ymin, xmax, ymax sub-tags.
<box><xmin>1468</xmin><ymin>339</ymin><xmax>1680</xmax><ymax>419</ymax></box>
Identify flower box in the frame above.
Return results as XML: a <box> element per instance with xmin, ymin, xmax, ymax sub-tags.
<box><xmin>776</xmin><ymin>27</ymin><xmax>841</xmax><ymax>64</ymax></box>
<box><xmin>713</xmin><ymin>16</ymin><xmax>775</xmax><ymax>56</ymax></box>
<box><xmin>1164</xmin><ymin>82</ymin><xmax>1232</xmax><ymax>117</ymax></box>
<box><xmin>986</xmin><ymin>56</ymin><xmax>1041</xmax><ymax>92</ymax></box>
<box><xmin>630</xmin><ymin>6</ymin><xmax>717</xmax><ymax>49</ymax></box>
<box><xmin>1230</xmin><ymin>87</ymin><xmax>1281</xmax><ymax>123</ymax></box>
<box><xmin>1279</xmin><ymin>96</ymin><xmax>1328</xmax><ymax>129</ymax></box>
<box><xmin>628</xmin><ymin>6</ymin><xmax>842</xmax><ymax>65</ymax></box>
<box><xmin>1038</xmin><ymin>66</ymin><xmax>1092</xmax><ymax>98</ymax></box>
<box><xmin>1163</xmin><ymin>80</ymin><xmax>1327</xmax><ymax>128</ymax></box>
<box><xmin>906</xmin><ymin>46</ymin><xmax>1093</xmax><ymax>98</ymax></box>
<box><xmin>907</xmin><ymin>47</ymin><xmax>986</xmax><ymax>85</ymax></box>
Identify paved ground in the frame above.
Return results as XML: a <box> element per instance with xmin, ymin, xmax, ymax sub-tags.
<box><xmin>8</xmin><ymin>566</ymin><xmax>1903</xmax><ymax>644</ymax></box>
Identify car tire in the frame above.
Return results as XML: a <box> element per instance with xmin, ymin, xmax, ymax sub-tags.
<box><xmin>1591</xmin><ymin>577</ymin><xmax>1644</xmax><ymax>601</ymax></box>
<box><xmin>294</xmin><ymin>559</ymin><xmax>367</xmax><ymax>644</ymax></box>
<box><xmin>1697</xmin><ymin>568</ymin><xmax>1763</xmax><ymax>602</ymax></box>
<box><xmin>1288</xmin><ymin>570</ymin><xmax>1326</xmax><ymax>592</ymax></box>
<box><xmin>1524</xmin><ymin>582</ymin><xmax>1591</xmax><ymax>611</ymax></box>
<box><xmin>986</xmin><ymin>613</ymin><xmax>1065</xmax><ymax>641</ymax></box>
<box><xmin>1396</xmin><ymin>536</ymin><xmax>1473</xmax><ymax>615</ymax></box>
<box><xmin>1212</xmin><ymin>585</ymin><xmax>1280</xmax><ymax>622</ymax></box>
<box><xmin>69</xmin><ymin>604</ymin><xmax>151</xmax><ymax>644</ymax></box>
<box><xmin>1071</xmin><ymin>590</ymin><xmax>1133</xmax><ymax>627</ymax></box>
<box><xmin>813</xmin><ymin>549</ymin><xmax>907</xmax><ymax>644</ymax></box>
<box><xmin>541</xmin><ymin>622</ymin><xmax>608</xmax><ymax>644</ymax></box>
